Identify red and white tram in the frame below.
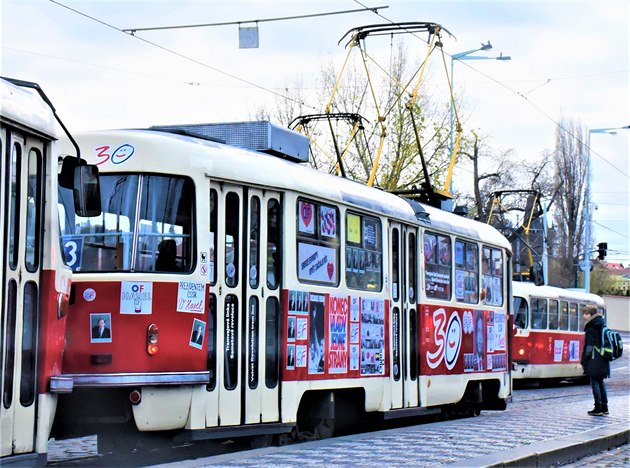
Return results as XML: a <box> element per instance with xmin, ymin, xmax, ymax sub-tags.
<box><xmin>1</xmin><ymin>77</ymin><xmax>100</xmax><ymax>464</ymax></box>
<box><xmin>54</xmin><ymin>122</ymin><xmax>512</xmax><ymax>446</ymax></box>
<box><xmin>512</xmin><ymin>281</ymin><xmax>605</xmax><ymax>382</ymax></box>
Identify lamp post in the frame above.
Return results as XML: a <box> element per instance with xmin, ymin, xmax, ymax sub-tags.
<box><xmin>449</xmin><ymin>42</ymin><xmax>512</xmax><ymax>157</ymax></box>
<box><xmin>583</xmin><ymin>125</ymin><xmax>630</xmax><ymax>291</ymax></box>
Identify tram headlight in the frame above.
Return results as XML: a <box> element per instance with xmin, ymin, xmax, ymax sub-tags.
<box><xmin>57</xmin><ymin>293</ymin><xmax>69</xmax><ymax>319</ymax></box>
<box><xmin>147</xmin><ymin>323</ymin><xmax>159</xmax><ymax>355</ymax></box>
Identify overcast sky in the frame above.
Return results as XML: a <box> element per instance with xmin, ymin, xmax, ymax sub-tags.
<box><xmin>2</xmin><ymin>0</ymin><xmax>628</xmax><ymax>264</ymax></box>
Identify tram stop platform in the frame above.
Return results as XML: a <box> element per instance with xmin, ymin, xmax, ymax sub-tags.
<box><xmin>155</xmin><ymin>371</ymin><xmax>630</xmax><ymax>467</ymax></box>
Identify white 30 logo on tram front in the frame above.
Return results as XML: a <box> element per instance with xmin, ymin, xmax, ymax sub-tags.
<box><xmin>426</xmin><ymin>308</ymin><xmax>462</xmax><ymax>370</ymax></box>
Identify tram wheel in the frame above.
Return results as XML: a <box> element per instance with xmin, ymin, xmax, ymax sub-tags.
<box><xmin>314</xmin><ymin>417</ymin><xmax>336</xmax><ymax>440</ymax></box>
<box><xmin>249</xmin><ymin>434</ymin><xmax>274</xmax><ymax>449</ymax></box>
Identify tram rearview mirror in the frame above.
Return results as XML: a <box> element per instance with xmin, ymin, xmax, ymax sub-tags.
<box><xmin>73</xmin><ymin>163</ymin><xmax>102</xmax><ymax>218</ymax></box>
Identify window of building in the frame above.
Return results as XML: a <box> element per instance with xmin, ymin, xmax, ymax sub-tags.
<box><xmin>345</xmin><ymin>212</ymin><xmax>382</xmax><ymax>291</ymax></box>
<box><xmin>296</xmin><ymin>198</ymin><xmax>339</xmax><ymax>286</ymax></box>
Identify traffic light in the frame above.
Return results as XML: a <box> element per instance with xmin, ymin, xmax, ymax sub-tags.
<box><xmin>597</xmin><ymin>242</ymin><xmax>608</xmax><ymax>260</ymax></box>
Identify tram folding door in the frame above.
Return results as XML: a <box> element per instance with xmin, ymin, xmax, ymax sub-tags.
<box><xmin>208</xmin><ymin>183</ymin><xmax>281</xmax><ymax>428</ymax></box>
<box><xmin>388</xmin><ymin>222</ymin><xmax>419</xmax><ymax>410</ymax></box>
<box><xmin>0</xmin><ymin>128</ymin><xmax>44</xmax><ymax>457</ymax></box>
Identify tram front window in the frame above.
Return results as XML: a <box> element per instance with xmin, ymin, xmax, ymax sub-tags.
<box><xmin>58</xmin><ymin>174</ymin><xmax>194</xmax><ymax>272</ymax></box>
<box><xmin>513</xmin><ymin>296</ymin><xmax>528</xmax><ymax>329</ymax></box>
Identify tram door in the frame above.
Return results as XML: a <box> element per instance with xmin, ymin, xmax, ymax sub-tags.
<box><xmin>210</xmin><ymin>183</ymin><xmax>281</xmax><ymax>427</ymax></box>
<box><xmin>0</xmin><ymin>128</ymin><xmax>44</xmax><ymax>456</ymax></box>
<box><xmin>243</xmin><ymin>188</ymin><xmax>282</xmax><ymax>424</ymax></box>
<box><xmin>388</xmin><ymin>222</ymin><xmax>419</xmax><ymax>410</ymax></box>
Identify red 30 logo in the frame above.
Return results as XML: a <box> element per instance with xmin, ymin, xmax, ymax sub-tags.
<box><xmin>426</xmin><ymin>308</ymin><xmax>462</xmax><ymax>370</ymax></box>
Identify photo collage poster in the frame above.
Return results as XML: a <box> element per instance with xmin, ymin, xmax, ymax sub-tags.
<box><xmin>360</xmin><ymin>298</ymin><xmax>385</xmax><ymax>376</ymax></box>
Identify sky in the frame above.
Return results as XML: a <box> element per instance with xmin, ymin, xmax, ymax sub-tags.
<box><xmin>2</xmin><ymin>0</ymin><xmax>629</xmax><ymax>265</ymax></box>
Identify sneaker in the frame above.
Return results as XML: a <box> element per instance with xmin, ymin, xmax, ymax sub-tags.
<box><xmin>602</xmin><ymin>405</ymin><xmax>609</xmax><ymax>415</ymax></box>
<box><xmin>588</xmin><ymin>407</ymin><xmax>603</xmax><ymax>416</ymax></box>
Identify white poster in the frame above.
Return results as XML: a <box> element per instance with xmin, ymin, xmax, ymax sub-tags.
<box><xmin>350</xmin><ymin>296</ymin><xmax>360</xmax><ymax>322</ymax></box>
<box><xmin>554</xmin><ymin>339</ymin><xmax>564</xmax><ymax>362</ymax></box>
<box><xmin>297</xmin><ymin>242</ymin><xmax>337</xmax><ymax>284</ymax></box>
<box><xmin>120</xmin><ymin>281</ymin><xmax>153</xmax><ymax>314</ymax></box>
<box><xmin>177</xmin><ymin>280</ymin><xmax>206</xmax><ymax>313</ymax></box>
<box><xmin>495</xmin><ymin>311</ymin><xmax>506</xmax><ymax>350</ymax></box>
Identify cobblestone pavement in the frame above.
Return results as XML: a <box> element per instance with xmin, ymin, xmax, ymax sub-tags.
<box><xmin>560</xmin><ymin>443</ymin><xmax>630</xmax><ymax>467</ymax></box>
<box><xmin>190</xmin><ymin>390</ymin><xmax>628</xmax><ymax>467</ymax></box>
<box><xmin>49</xmin><ymin>339</ymin><xmax>630</xmax><ymax>467</ymax></box>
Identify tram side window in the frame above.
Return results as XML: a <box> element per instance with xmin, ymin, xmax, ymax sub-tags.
<box><xmin>531</xmin><ymin>298</ymin><xmax>547</xmax><ymax>330</ymax></box>
<box><xmin>569</xmin><ymin>302</ymin><xmax>579</xmax><ymax>331</ymax></box>
<box><xmin>454</xmin><ymin>239</ymin><xmax>478</xmax><ymax>303</ymax></box>
<box><xmin>267</xmin><ymin>199</ymin><xmax>281</xmax><ymax>290</ymax></box>
<box><xmin>408</xmin><ymin>232</ymin><xmax>417</xmax><ymax>302</ymax></box>
<box><xmin>9</xmin><ymin>143</ymin><xmax>21</xmax><ymax>270</ymax></box>
<box><xmin>58</xmin><ymin>174</ymin><xmax>194</xmax><ymax>273</ymax></box>
<box><xmin>424</xmin><ymin>232</ymin><xmax>452</xmax><ymax>300</ymax></box>
<box><xmin>265</xmin><ymin>297</ymin><xmax>279</xmax><ymax>388</ymax></box>
<box><xmin>481</xmin><ymin>247</ymin><xmax>503</xmax><ymax>306</ymax></box>
<box><xmin>209</xmin><ymin>189</ymin><xmax>217</xmax><ymax>285</ymax></box>
<box><xmin>513</xmin><ymin>296</ymin><xmax>528</xmax><ymax>329</ymax></box>
<box><xmin>559</xmin><ymin>301</ymin><xmax>569</xmax><ymax>330</ymax></box>
<box><xmin>345</xmin><ymin>212</ymin><xmax>382</xmax><ymax>291</ymax></box>
<box><xmin>296</xmin><ymin>198</ymin><xmax>339</xmax><ymax>286</ymax></box>
<box><xmin>548</xmin><ymin>300</ymin><xmax>559</xmax><ymax>330</ymax></box>
<box><xmin>25</xmin><ymin>149</ymin><xmax>42</xmax><ymax>273</ymax></box>
<box><xmin>225</xmin><ymin>192</ymin><xmax>240</xmax><ymax>288</ymax></box>
<box><xmin>249</xmin><ymin>196</ymin><xmax>260</xmax><ymax>288</ymax></box>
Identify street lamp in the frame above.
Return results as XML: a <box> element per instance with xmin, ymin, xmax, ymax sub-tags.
<box><xmin>449</xmin><ymin>41</ymin><xmax>512</xmax><ymax>159</ymax></box>
<box><xmin>583</xmin><ymin>125</ymin><xmax>630</xmax><ymax>291</ymax></box>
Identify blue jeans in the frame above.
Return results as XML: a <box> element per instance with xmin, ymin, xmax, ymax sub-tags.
<box><xmin>591</xmin><ymin>376</ymin><xmax>608</xmax><ymax>407</ymax></box>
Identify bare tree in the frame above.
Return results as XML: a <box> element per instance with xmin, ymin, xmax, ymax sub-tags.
<box><xmin>549</xmin><ymin>118</ymin><xmax>589</xmax><ymax>287</ymax></box>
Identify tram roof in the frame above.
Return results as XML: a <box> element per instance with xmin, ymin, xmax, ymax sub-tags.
<box><xmin>513</xmin><ymin>281</ymin><xmax>605</xmax><ymax>304</ymax></box>
<box><xmin>62</xmin><ymin>128</ymin><xmax>511</xmax><ymax>250</ymax></box>
<box><xmin>0</xmin><ymin>78</ymin><xmax>57</xmax><ymax>138</ymax></box>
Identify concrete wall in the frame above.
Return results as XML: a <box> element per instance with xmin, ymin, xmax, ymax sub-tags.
<box><xmin>603</xmin><ymin>295</ymin><xmax>630</xmax><ymax>332</ymax></box>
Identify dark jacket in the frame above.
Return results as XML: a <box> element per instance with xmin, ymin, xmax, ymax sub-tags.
<box><xmin>580</xmin><ymin>315</ymin><xmax>610</xmax><ymax>379</ymax></box>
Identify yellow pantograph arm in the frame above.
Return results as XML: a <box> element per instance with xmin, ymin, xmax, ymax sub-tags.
<box><xmin>441</xmin><ymin>43</ymin><xmax>462</xmax><ymax>196</ymax></box>
<box><xmin>407</xmin><ymin>29</ymin><xmax>439</xmax><ymax>109</ymax></box>
<box><xmin>325</xmin><ymin>39</ymin><xmax>356</xmax><ymax>114</ymax></box>
<box><xmin>333</xmin><ymin>120</ymin><xmax>361</xmax><ymax>175</ymax></box>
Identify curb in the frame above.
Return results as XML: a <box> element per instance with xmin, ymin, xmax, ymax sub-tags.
<box><xmin>441</xmin><ymin>422</ymin><xmax>630</xmax><ymax>467</ymax></box>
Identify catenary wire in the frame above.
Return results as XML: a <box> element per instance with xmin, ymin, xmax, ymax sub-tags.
<box><xmin>352</xmin><ymin>0</ymin><xmax>629</xmax><ymax>179</ymax></box>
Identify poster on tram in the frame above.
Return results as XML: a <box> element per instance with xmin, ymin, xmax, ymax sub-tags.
<box><xmin>327</xmin><ymin>295</ymin><xmax>348</xmax><ymax>374</ymax></box>
<box><xmin>421</xmin><ymin>305</ymin><xmax>508</xmax><ymax>375</ymax></box>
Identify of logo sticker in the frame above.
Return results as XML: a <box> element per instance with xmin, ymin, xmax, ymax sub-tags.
<box><xmin>83</xmin><ymin>288</ymin><xmax>96</xmax><ymax>302</ymax></box>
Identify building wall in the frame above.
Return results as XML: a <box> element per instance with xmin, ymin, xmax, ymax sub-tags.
<box><xmin>603</xmin><ymin>295</ymin><xmax>630</xmax><ymax>332</ymax></box>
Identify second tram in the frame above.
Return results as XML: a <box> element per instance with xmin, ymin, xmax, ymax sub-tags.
<box><xmin>1</xmin><ymin>77</ymin><xmax>100</xmax><ymax>464</ymax></box>
<box><xmin>53</xmin><ymin>122</ymin><xmax>512</xmax><ymax>446</ymax></box>
<box><xmin>512</xmin><ymin>281</ymin><xmax>605</xmax><ymax>382</ymax></box>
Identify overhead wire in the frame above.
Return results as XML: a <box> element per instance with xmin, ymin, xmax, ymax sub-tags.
<box><xmin>48</xmin><ymin>0</ymin><xmax>627</xmax><ymax>179</ymax></box>
<box><xmin>48</xmin><ymin>0</ymin><xmax>319</xmax><ymax>112</ymax></box>
<box><xmin>351</xmin><ymin>0</ymin><xmax>628</xmax><ymax>180</ymax></box>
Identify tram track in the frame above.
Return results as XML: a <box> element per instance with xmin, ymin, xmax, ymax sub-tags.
<box><xmin>44</xmin><ymin>386</ymin><xmax>572</xmax><ymax>466</ymax></box>
<box><xmin>48</xmin><ymin>348</ymin><xmax>628</xmax><ymax>466</ymax></box>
